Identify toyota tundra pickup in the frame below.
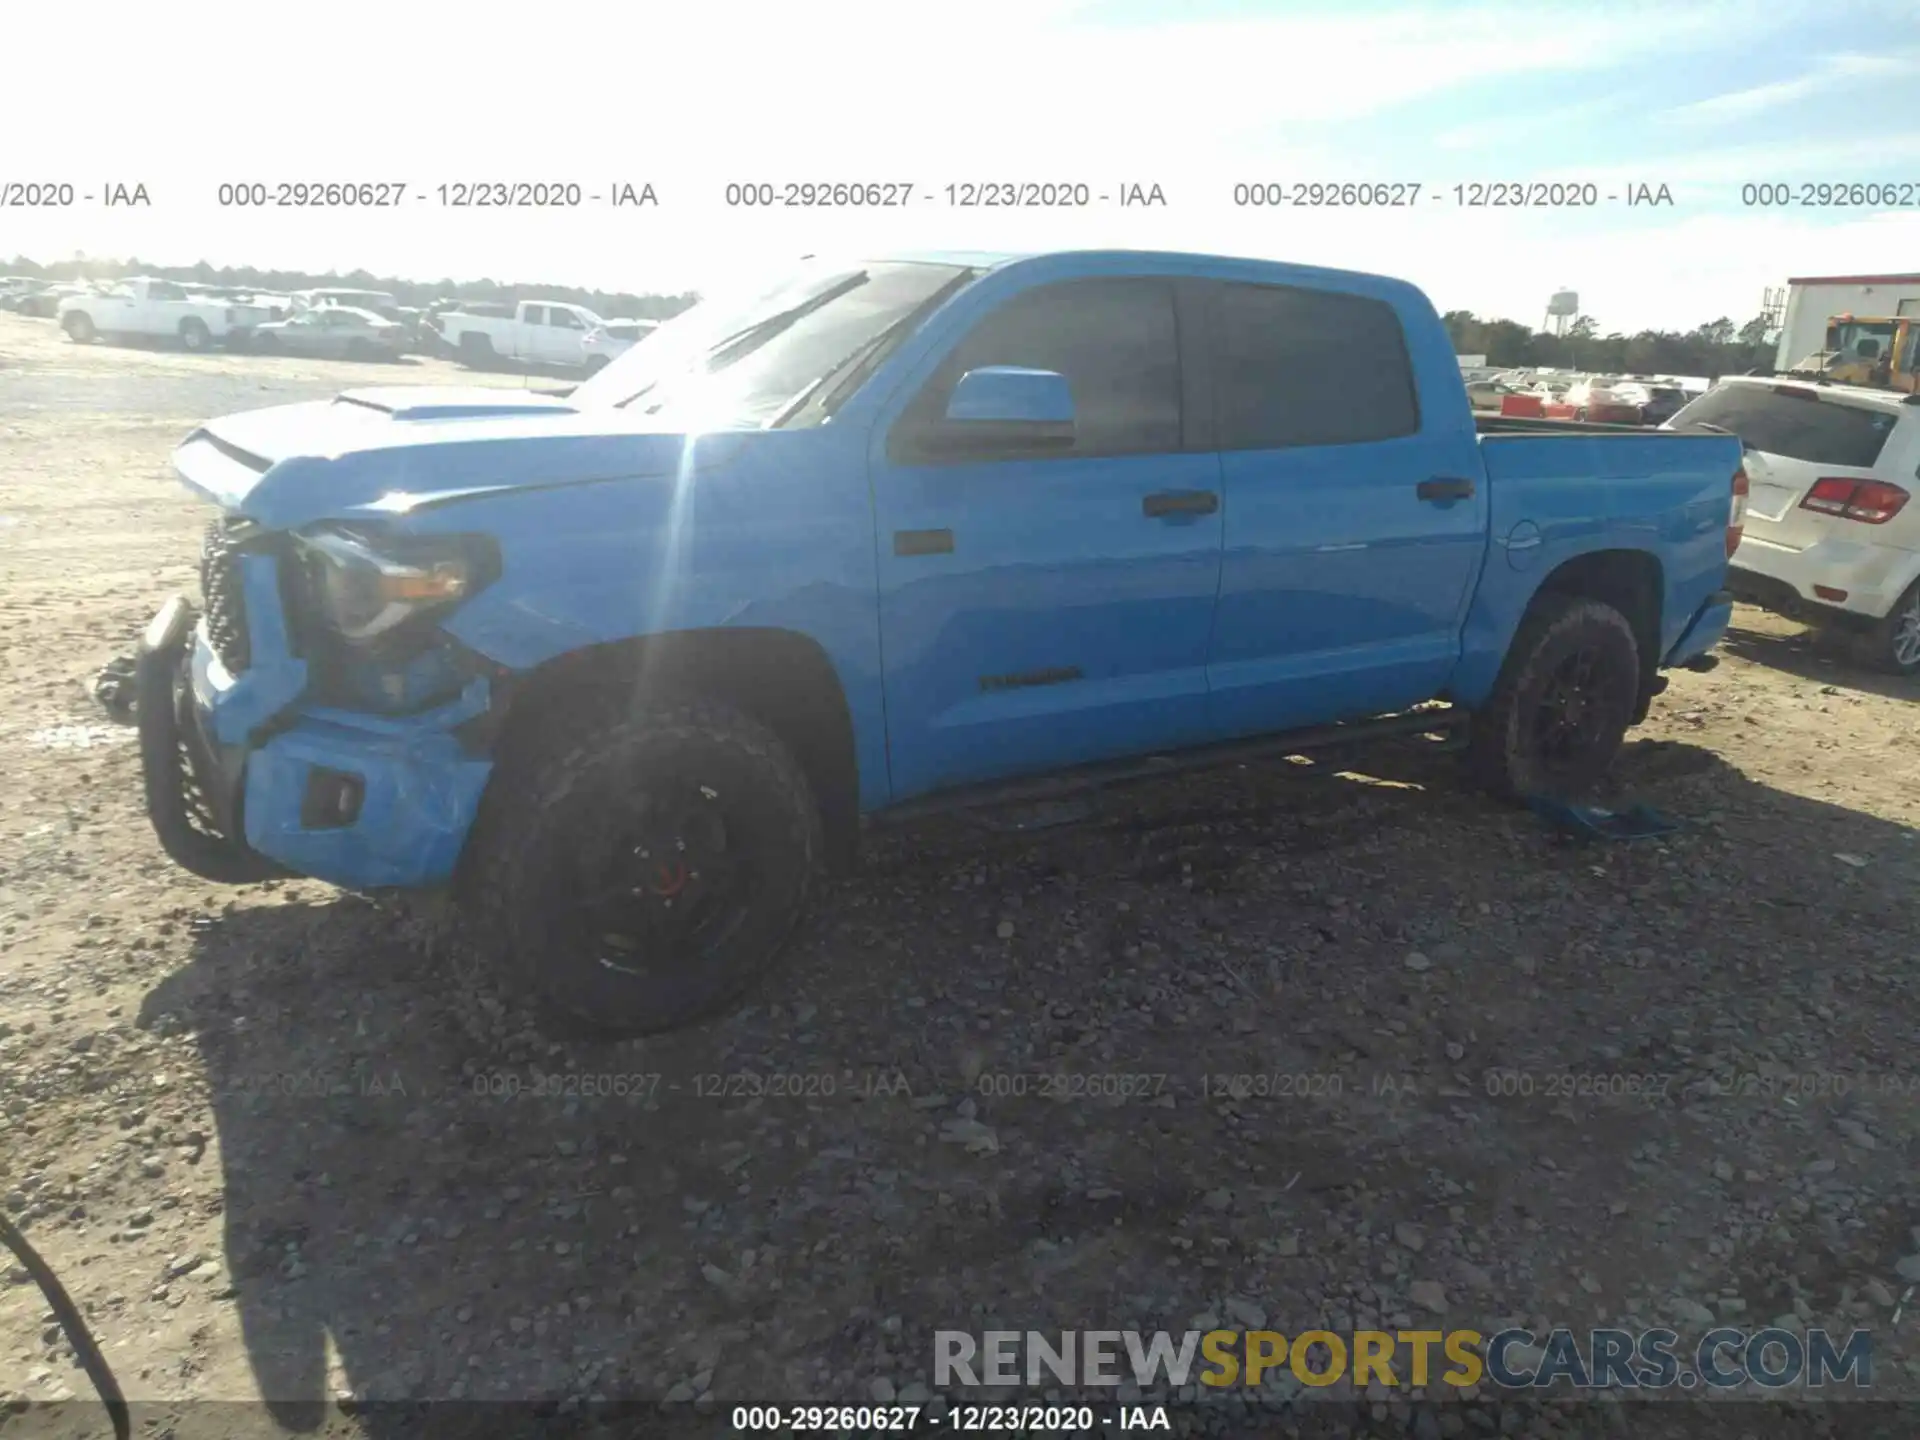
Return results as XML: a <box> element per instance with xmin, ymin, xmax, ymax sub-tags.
<box><xmin>133</xmin><ymin>249</ymin><xmax>1743</xmax><ymax>1036</ymax></box>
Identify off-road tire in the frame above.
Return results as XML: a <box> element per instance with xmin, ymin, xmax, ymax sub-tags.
<box><xmin>1852</xmin><ymin>580</ymin><xmax>1920</xmax><ymax>676</ymax></box>
<box><xmin>63</xmin><ymin>312</ymin><xmax>95</xmax><ymax>344</ymax></box>
<box><xmin>459</xmin><ymin>698</ymin><xmax>823</xmax><ymax>1037</ymax></box>
<box><xmin>178</xmin><ymin>318</ymin><xmax>211</xmax><ymax>352</ymax></box>
<box><xmin>1466</xmin><ymin>596</ymin><xmax>1641</xmax><ymax>802</ymax></box>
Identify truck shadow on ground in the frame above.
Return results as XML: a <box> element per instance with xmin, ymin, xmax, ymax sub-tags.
<box><xmin>1718</xmin><ymin>621</ymin><xmax>1917</xmax><ymax>703</ymax></box>
<box><xmin>135</xmin><ymin>741</ymin><xmax>1920</xmax><ymax>1430</ymax></box>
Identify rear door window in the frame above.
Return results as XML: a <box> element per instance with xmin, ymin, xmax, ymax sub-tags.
<box><xmin>1670</xmin><ymin>385</ymin><xmax>1898</xmax><ymax>468</ymax></box>
<box><xmin>1211</xmin><ymin>282</ymin><xmax>1420</xmax><ymax>449</ymax></box>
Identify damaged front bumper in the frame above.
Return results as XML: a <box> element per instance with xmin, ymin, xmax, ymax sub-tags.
<box><xmin>135</xmin><ymin>586</ymin><xmax>495</xmax><ymax>891</ymax></box>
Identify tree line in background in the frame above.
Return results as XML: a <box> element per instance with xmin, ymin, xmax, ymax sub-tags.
<box><xmin>1442</xmin><ymin>309</ymin><xmax>1779</xmax><ymax>378</ymax></box>
<box><xmin>3</xmin><ymin>255</ymin><xmax>700</xmax><ymax>323</ymax></box>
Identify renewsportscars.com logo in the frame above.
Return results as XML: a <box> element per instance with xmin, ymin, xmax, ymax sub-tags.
<box><xmin>935</xmin><ymin>1326</ymin><xmax>1873</xmax><ymax>1391</ymax></box>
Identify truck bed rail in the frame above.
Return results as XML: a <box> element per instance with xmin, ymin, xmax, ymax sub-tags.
<box><xmin>1475</xmin><ymin>414</ymin><xmax>1653</xmax><ymax>436</ymax></box>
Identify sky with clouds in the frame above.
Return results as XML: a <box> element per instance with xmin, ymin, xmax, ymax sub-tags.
<box><xmin>5</xmin><ymin>0</ymin><xmax>1919</xmax><ymax>332</ymax></box>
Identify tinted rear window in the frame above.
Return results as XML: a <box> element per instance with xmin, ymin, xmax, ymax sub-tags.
<box><xmin>1213</xmin><ymin>282</ymin><xmax>1420</xmax><ymax>449</ymax></box>
<box><xmin>1670</xmin><ymin>385</ymin><xmax>1899</xmax><ymax>468</ymax></box>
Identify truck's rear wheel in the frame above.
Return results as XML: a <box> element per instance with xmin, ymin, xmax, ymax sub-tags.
<box><xmin>458</xmin><ymin>333</ymin><xmax>497</xmax><ymax>368</ymax></box>
<box><xmin>63</xmin><ymin>312</ymin><xmax>95</xmax><ymax>344</ymax></box>
<box><xmin>461</xmin><ymin>698</ymin><xmax>823</xmax><ymax>1036</ymax></box>
<box><xmin>178</xmin><ymin>318</ymin><xmax>211</xmax><ymax>352</ymax></box>
<box><xmin>1466</xmin><ymin>596</ymin><xmax>1641</xmax><ymax>802</ymax></box>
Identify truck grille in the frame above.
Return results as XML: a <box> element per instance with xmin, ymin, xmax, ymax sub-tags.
<box><xmin>200</xmin><ymin>518</ymin><xmax>252</xmax><ymax>673</ymax></box>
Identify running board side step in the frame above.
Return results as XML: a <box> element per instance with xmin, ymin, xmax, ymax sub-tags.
<box><xmin>868</xmin><ymin>707</ymin><xmax>1468</xmax><ymax>828</ymax></box>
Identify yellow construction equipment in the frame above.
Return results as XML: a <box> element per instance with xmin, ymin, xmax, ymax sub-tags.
<box><xmin>1790</xmin><ymin>314</ymin><xmax>1920</xmax><ymax>392</ymax></box>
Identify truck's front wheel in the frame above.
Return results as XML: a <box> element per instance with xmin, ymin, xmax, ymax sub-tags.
<box><xmin>1467</xmin><ymin>596</ymin><xmax>1641</xmax><ymax>802</ymax></box>
<box><xmin>462</xmin><ymin>698</ymin><xmax>823</xmax><ymax>1036</ymax></box>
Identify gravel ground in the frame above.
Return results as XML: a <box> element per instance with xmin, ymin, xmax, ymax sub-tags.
<box><xmin>3</xmin><ymin>310</ymin><xmax>1920</xmax><ymax>1438</ymax></box>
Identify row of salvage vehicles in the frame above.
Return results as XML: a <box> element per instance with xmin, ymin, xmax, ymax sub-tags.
<box><xmin>2</xmin><ymin>274</ymin><xmax>659</xmax><ymax>374</ymax></box>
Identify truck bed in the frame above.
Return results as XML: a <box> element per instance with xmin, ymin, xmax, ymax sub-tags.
<box><xmin>1447</xmin><ymin>419</ymin><xmax>1744</xmax><ymax>705</ymax></box>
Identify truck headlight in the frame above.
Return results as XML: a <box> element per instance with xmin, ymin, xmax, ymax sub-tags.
<box><xmin>294</xmin><ymin>526</ymin><xmax>498</xmax><ymax>643</ymax></box>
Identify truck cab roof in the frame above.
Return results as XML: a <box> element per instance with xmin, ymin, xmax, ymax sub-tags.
<box><xmin>867</xmin><ymin>248</ymin><xmax>1416</xmax><ymax>293</ymax></box>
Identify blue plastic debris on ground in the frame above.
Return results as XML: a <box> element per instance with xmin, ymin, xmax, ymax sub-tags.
<box><xmin>1527</xmin><ymin>795</ymin><xmax>1680</xmax><ymax>842</ymax></box>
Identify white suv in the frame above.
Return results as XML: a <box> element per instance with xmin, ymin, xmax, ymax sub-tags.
<box><xmin>1667</xmin><ymin>377</ymin><xmax>1920</xmax><ymax>673</ymax></box>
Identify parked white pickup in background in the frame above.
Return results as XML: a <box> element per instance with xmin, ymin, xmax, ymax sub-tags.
<box><xmin>437</xmin><ymin>299</ymin><xmax>609</xmax><ymax>370</ymax></box>
<box><xmin>58</xmin><ymin>277</ymin><xmax>265</xmax><ymax>352</ymax></box>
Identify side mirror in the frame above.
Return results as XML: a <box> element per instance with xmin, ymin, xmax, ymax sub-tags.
<box><xmin>918</xmin><ymin>366</ymin><xmax>1075</xmax><ymax>455</ymax></box>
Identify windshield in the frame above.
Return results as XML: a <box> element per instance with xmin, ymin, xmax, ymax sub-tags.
<box><xmin>1828</xmin><ymin>321</ymin><xmax>1897</xmax><ymax>358</ymax></box>
<box><xmin>568</xmin><ymin>258</ymin><xmax>977</xmax><ymax>426</ymax></box>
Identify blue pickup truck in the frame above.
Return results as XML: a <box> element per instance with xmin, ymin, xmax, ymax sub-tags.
<box><xmin>134</xmin><ymin>249</ymin><xmax>1743</xmax><ymax>1034</ymax></box>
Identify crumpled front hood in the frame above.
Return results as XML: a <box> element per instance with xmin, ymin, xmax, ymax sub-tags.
<box><xmin>172</xmin><ymin>386</ymin><xmax>748</xmax><ymax>529</ymax></box>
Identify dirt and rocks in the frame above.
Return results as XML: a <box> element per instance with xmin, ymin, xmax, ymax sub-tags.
<box><xmin>2</xmin><ymin>310</ymin><xmax>1919</xmax><ymax>1438</ymax></box>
